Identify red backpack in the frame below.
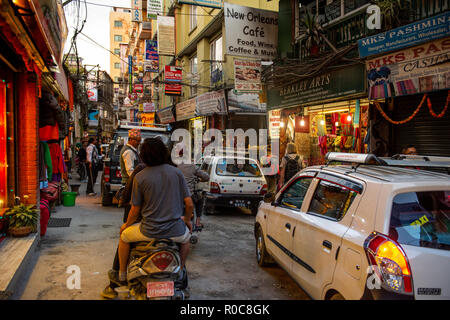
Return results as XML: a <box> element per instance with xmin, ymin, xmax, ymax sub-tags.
<box><xmin>40</xmin><ymin>182</ymin><xmax>59</xmax><ymax>202</ymax></box>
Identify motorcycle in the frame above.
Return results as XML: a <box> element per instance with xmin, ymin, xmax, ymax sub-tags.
<box><xmin>115</xmin><ymin>239</ymin><xmax>188</xmax><ymax>300</ymax></box>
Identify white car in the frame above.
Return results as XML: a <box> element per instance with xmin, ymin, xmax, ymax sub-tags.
<box><xmin>255</xmin><ymin>152</ymin><xmax>450</xmax><ymax>300</ymax></box>
<box><xmin>197</xmin><ymin>155</ymin><xmax>267</xmax><ymax>215</ymax></box>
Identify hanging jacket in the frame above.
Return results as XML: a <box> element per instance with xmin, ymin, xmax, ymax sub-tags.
<box><xmin>48</xmin><ymin>143</ymin><xmax>65</xmax><ymax>175</ymax></box>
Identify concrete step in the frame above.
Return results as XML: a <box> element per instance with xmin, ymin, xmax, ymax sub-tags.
<box><xmin>0</xmin><ymin>234</ymin><xmax>38</xmax><ymax>299</ymax></box>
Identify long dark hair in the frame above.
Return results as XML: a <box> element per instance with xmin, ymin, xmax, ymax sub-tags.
<box><xmin>139</xmin><ymin>137</ymin><xmax>176</xmax><ymax>167</ymax></box>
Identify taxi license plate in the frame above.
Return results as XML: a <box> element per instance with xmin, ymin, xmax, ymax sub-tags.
<box><xmin>147</xmin><ymin>281</ymin><xmax>174</xmax><ymax>298</ymax></box>
<box><xmin>233</xmin><ymin>200</ymin><xmax>247</xmax><ymax>207</ymax></box>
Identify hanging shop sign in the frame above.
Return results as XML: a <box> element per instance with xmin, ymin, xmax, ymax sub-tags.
<box><xmin>140</xmin><ymin>112</ymin><xmax>155</xmax><ymax>126</ymax></box>
<box><xmin>196</xmin><ymin>90</ymin><xmax>227</xmax><ymax>116</ymax></box>
<box><xmin>164</xmin><ymin>65</ymin><xmax>182</xmax><ymax>96</ymax></box>
<box><xmin>268</xmin><ymin>109</ymin><xmax>281</xmax><ymax>139</ymax></box>
<box><xmin>157</xmin><ymin>16</ymin><xmax>175</xmax><ymax>55</ymax></box>
<box><xmin>267</xmin><ymin>64</ymin><xmax>366</xmax><ymax>110</ymax></box>
<box><xmin>131</xmin><ymin>0</ymin><xmax>142</xmax><ymax>21</ymax></box>
<box><xmin>176</xmin><ymin>98</ymin><xmax>197</xmax><ymax>121</ymax></box>
<box><xmin>178</xmin><ymin>0</ymin><xmax>222</xmax><ymax>9</ymax></box>
<box><xmin>134</xmin><ymin>83</ymin><xmax>144</xmax><ymax>94</ymax></box>
<box><xmin>358</xmin><ymin>11</ymin><xmax>450</xmax><ymax>58</ymax></box>
<box><xmin>224</xmin><ymin>3</ymin><xmax>278</xmax><ymax>60</ymax></box>
<box><xmin>143</xmin><ymin>102</ymin><xmax>155</xmax><ymax>112</ymax></box>
<box><xmin>234</xmin><ymin>59</ymin><xmax>262</xmax><ymax>93</ymax></box>
<box><xmin>157</xmin><ymin>106</ymin><xmax>175</xmax><ymax>124</ymax></box>
<box><xmin>88</xmin><ymin>109</ymin><xmax>99</xmax><ymax>127</ymax></box>
<box><xmin>366</xmin><ymin>37</ymin><xmax>450</xmax><ymax>99</ymax></box>
<box><xmin>147</xmin><ymin>0</ymin><xmax>163</xmax><ymax>20</ymax></box>
<box><xmin>87</xmin><ymin>88</ymin><xmax>98</xmax><ymax>102</ymax></box>
<box><xmin>128</xmin><ymin>55</ymin><xmax>133</xmax><ymax>92</ymax></box>
<box><xmin>227</xmin><ymin>90</ymin><xmax>266</xmax><ymax>113</ymax></box>
<box><xmin>144</xmin><ymin>40</ymin><xmax>159</xmax><ymax>72</ymax></box>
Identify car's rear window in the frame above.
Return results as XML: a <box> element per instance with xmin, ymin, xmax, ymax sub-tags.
<box><xmin>390</xmin><ymin>191</ymin><xmax>450</xmax><ymax>251</ymax></box>
<box><xmin>216</xmin><ymin>158</ymin><xmax>262</xmax><ymax>177</ymax></box>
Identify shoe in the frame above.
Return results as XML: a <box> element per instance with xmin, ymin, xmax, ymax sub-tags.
<box><xmin>88</xmin><ymin>192</ymin><xmax>97</xmax><ymax>196</ymax></box>
<box><xmin>108</xmin><ymin>269</ymin><xmax>122</xmax><ymax>287</ymax></box>
<box><xmin>100</xmin><ymin>285</ymin><xmax>118</xmax><ymax>299</ymax></box>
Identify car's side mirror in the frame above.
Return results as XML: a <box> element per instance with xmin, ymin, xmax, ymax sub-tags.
<box><xmin>264</xmin><ymin>192</ymin><xmax>275</xmax><ymax>203</ymax></box>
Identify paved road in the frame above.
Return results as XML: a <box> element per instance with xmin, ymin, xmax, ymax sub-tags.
<box><xmin>19</xmin><ymin>180</ymin><xmax>309</xmax><ymax>300</ymax></box>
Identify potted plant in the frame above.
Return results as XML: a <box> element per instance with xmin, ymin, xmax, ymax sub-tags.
<box><xmin>5</xmin><ymin>204</ymin><xmax>38</xmax><ymax>237</ymax></box>
<box><xmin>299</xmin><ymin>9</ymin><xmax>324</xmax><ymax>56</ymax></box>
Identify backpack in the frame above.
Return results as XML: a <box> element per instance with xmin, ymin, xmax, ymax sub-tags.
<box><xmin>284</xmin><ymin>155</ymin><xmax>300</xmax><ymax>182</ymax></box>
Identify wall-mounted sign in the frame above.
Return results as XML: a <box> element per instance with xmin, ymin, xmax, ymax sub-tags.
<box><xmin>268</xmin><ymin>109</ymin><xmax>281</xmax><ymax>139</ymax></box>
<box><xmin>145</xmin><ymin>40</ymin><xmax>159</xmax><ymax>72</ymax></box>
<box><xmin>176</xmin><ymin>98</ymin><xmax>197</xmax><ymax>121</ymax></box>
<box><xmin>147</xmin><ymin>0</ymin><xmax>163</xmax><ymax>20</ymax></box>
<box><xmin>157</xmin><ymin>106</ymin><xmax>175</xmax><ymax>124</ymax></box>
<box><xmin>366</xmin><ymin>37</ymin><xmax>450</xmax><ymax>99</ymax></box>
<box><xmin>178</xmin><ymin>0</ymin><xmax>222</xmax><ymax>9</ymax></box>
<box><xmin>87</xmin><ymin>88</ymin><xmax>98</xmax><ymax>102</ymax></box>
<box><xmin>196</xmin><ymin>90</ymin><xmax>227</xmax><ymax>116</ymax></box>
<box><xmin>131</xmin><ymin>0</ymin><xmax>142</xmax><ymax>21</ymax></box>
<box><xmin>157</xmin><ymin>16</ymin><xmax>175</xmax><ymax>55</ymax></box>
<box><xmin>227</xmin><ymin>90</ymin><xmax>265</xmax><ymax>113</ymax></box>
<box><xmin>234</xmin><ymin>59</ymin><xmax>262</xmax><ymax>92</ymax></box>
<box><xmin>225</xmin><ymin>3</ymin><xmax>278</xmax><ymax>60</ymax></box>
<box><xmin>134</xmin><ymin>83</ymin><xmax>144</xmax><ymax>94</ymax></box>
<box><xmin>358</xmin><ymin>11</ymin><xmax>450</xmax><ymax>58</ymax></box>
<box><xmin>267</xmin><ymin>64</ymin><xmax>366</xmax><ymax>110</ymax></box>
<box><xmin>143</xmin><ymin>102</ymin><xmax>155</xmax><ymax>112</ymax></box>
<box><xmin>165</xmin><ymin>65</ymin><xmax>182</xmax><ymax>96</ymax></box>
<box><xmin>140</xmin><ymin>112</ymin><xmax>155</xmax><ymax>126</ymax></box>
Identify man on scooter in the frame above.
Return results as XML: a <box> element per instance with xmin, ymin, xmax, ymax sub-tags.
<box><xmin>117</xmin><ymin>138</ymin><xmax>193</xmax><ymax>285</ymax></box>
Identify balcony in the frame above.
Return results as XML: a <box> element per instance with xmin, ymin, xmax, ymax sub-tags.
<box><xmin>296</xmin><ymin>0</ymin><xmax>450</xmax><ymax>61</ymax></box>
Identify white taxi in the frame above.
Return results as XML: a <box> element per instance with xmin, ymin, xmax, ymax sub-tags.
<box><xmin>255</xmin><ymin>152</ymin><xmax>450</xmax><ymax>300</ymax></box>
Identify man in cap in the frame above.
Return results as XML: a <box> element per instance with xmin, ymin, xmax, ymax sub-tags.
<box><xmin>120</xmin><ymin>129</ymin><xmax>142</xmax><ymax>185</ymax></box>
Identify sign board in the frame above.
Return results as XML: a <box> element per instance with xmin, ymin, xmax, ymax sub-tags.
<box><xmin>157</xmin><ymin>107</ymin><xmax>175</xmax><ymax>124</ymax></box>
<box><xmin>178</xmin><ymin>0</ymin><xmax>222</xmax><ymax>9</ymax></box>
<box><xmin>145</xmin><ymin>40</ymin><xmax>159</xmax><ymax>72</ymax></box>
<box><xmin>227</xmin><ymin>90</ymin><xmax>265</xmax><ymax>113</ymax></box>
<box><xmin>225</xmin><ymin>3</ymin><xmax>278</xmax><ymax>60</ymax></box>
<box><xmin>128</xmin><ymin>55</ymin><xmax>133</xmax><ymax>92</ymax></box>
<box><xmin>87</xmin><ymin>88</ymin><xmax>98</xmax><ymax>102</ymax></box>
<box><xmin>140</xmin><ymin>112</ymin><xmax>155</xmax><ymax>126</ymax></box>
<box><xmin>131</xmin><ymin>0</ymin><xmax>142</xmax><ymax>21</ymax></box>
<box><xmin>165</xmin><ymin>65</ymin><xmax>182</xmax><ymax>96</ymax></box>
<box><xmin>176</xmin><ymin>98</ymin><xmax>197</xmax><ymax>121</ymax></box>
<box><xmin>157</xmin><ymin>16</ymin><xmax>175</xmax><ymax>55</ymax></box>
<box><xmin>143</xmin><ymin>102</ymin><xmax>155</xmax><ymax>112</ymax></box>
<box><xmin>134</xmin><ymin>83</ymin><xmax>144</xmax><ymax>94</ymax></box>
<box><xmin>268</xmin><ymin>109</ymin><xmax>281</xmax><ymax>139</ymax></box>
<box><xmin>358</xmin><ymin>11</ymin><xmax>450</xmax><ymax>58</ymax></box>
<box><xmin>267</xmin><ymin>64</ymin><xmax>366</xmax><ymax>110</ymax></box>
<box><xmin>147</xmin><ymin>0</ymin><xmax>163</xmax><ymax>20</ymax></box>
<box><xmin>234</xmin><ymin>59</ymin><xmax>262</xmax><ymax>92</ymax></box>
<box><xmin>196</xmin><ymin>90</ymin><xmax>227</xmax><ymax>116</ymax></box>
<box><xmin>366</xmin><ymin>37</ymin><xmax>450</xmax><ymax>99</ymax></box>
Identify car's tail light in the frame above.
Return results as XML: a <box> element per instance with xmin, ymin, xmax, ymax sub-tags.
<box><xmin>364</xmin><ymin>232</ymin><xmax>413</xmax><ymax>295</ymax></box>
<box><xmin>210</xmin><ymin>182</ymin><xmax>220</xmax><ymax>194</ymax></box>
<box><xmin>142</xmin><ymin>251</ymin><xmax>179</xmax><ymax>274</ymax></box>
<box><xmin>260</xmin><ymin>184</ymin><xmax>268</xmax><ymax>195</ymax></box>
<box><xmin>104</xmin><ymin>166</ymin><xmax>110</xmax><ymax>182</ymax></box>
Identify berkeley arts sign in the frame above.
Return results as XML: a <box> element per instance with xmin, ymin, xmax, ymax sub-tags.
<box><xmin>267</xmin><ymin>64</ymin><xmax>366</xmax><ymax>110</ymax></box>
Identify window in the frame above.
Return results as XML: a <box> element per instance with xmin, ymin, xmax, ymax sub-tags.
<box><xmin>210</xmin><ymin>36</ymin><xmax>223</xmax><ymax>71</ymax></box>
<box><xmin>200</xmin><ymin>162</ymin><xmax>211</xmax><ymax>176</ymax></box>
<box><xmin>114</xmin><ymin>63</ymin><xmax>120</xmax><ymax>69</ymax></box>
<box><xmin>390</xmin><ymin>191</ymin><xmax>450</xmax><ymax>251</ymax></box>
<box><xmin>308</xmin><ymin>179</ymin><xmax>358</xmax><ymax>220</ymax></box>
<box><xmin>190</xmin><ymin>55</ymin><xmax>198</xmax><ymax>96</ymax></box>
<box><xmin>216</xmin><ymin>158</ymin><xmax>262</xmax><ymax>177</ymax></box>
<box><xmin>189</xmin><ymin>5</ymin><xmax>197</xmax><ymax>31</ymax></box>
<box><xmin>114</xmin><ymin>20</ymin><xmax>123</xmax><ymax>28</ymax></box>
<box><xmin>114</xmin><ymin>48</ymin><xmax>120</xmax><ymax>55</ymax></box>
<box><xmin>114</xmin><ymin>35</ymin><xmax>123</xmax><ymax>42</ymax></box>
<box><xmin>279</xmin><ymin>177</ymin><xmax>313</xmax><ymax>210</ymax></box>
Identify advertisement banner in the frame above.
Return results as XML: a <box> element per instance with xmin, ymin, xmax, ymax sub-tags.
<box><xmin>176</xmin><ymin>98</ymin><xmax>197</xmax><ymax>121</ymax></box>
<box><xmin>234</xmin><ymin>59</ymin><xmax>262</xmax><ymax>92</ymax></box>
<box><xmin>143</xmin><ymin>102</ymin><xmax>155</xmax><ymax>112</ymax></box>
<box><xmin>224</xmin><ymin>3</ymin><xmax>278</xmax><ymax>60</ymax></box>
<box><xmin>358</xmin><ymin>12</ymin><xmax>450</xmax><ymax>58</ymax></box>
<box><xmin>144</xmin><ymin>40</ymin><xmax>159</xmax><ymax>72</ymax></box>
<box><xmin>178</xmin><ymin>0</ymin><xmax>222</xmax><ymax>9</ymax></box>
<box><xmin>157</xmin><ymin>107</ymin><xmax>175</xmax><ymax>124</ymax></box>
<box><xmin>131</xmin><ymin>0</ymin><xmax>142</xmax><ymax>21</ymax></box>
<box><xmin>140</xmin><ymin>112</ymin><xmax>155</xmax><ymax>126</ymax></box>
<box><xmin>366</xmin><ymin>37</ymin><xmax>450</xmax><ymax>99</ymax></box>
<box><xmin>147</xmin><ymin>0</ymin><xmax>163</xmax><ymax>20</ymax></box>
<box><xmin>268</xmin><ymin>109</ymin><xmax>281</xmax><ymax>139</ymax></box>
<box><xmin>87</xmin><ymin>88</ymin><xmax>98</xmax><ymax>102</ymax></box>
<box><xmin>128</xmin><ymin>55</ymin><xmax>133</xmax><ymax>93</ymax></box>
<box><xmin>165</xmin><ymin>65</ymin><xmax>182</xmax><ymax>96</ymax></box>
<box><xmin>227</xmin><ymin>90</ymin><xmax>265</xmax><ymax>113</ymax></box>
<box><xmin>134</xmin><ymin>83</ymin><xmax>144</xmax><ymax>94</ymax></box>
<box><xmin>196</xmin><ymin>90</ymin><xmax>227</xmax><ymax>116</ymax></box>
<box><xmin>157</xmin><ymin>16</ymin><xmax>175</xmax><ymax>55</ymax></box>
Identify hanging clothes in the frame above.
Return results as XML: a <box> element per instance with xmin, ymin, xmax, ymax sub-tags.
<box><xmin>48</xmin><ymin>143</ymin><xmax>65</xmax><ymax>175</ymax></box>
<box><xmin>40</xmin><ymin>122</ymin><xmax>59</xmax><ymax>141</ymax></box>
<box><xmin>331</xmin><ymin>113</ymin><xmax>339</xmax><ymax>135</ymax></box>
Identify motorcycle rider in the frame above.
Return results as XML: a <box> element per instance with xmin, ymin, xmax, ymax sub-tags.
<box><xmin>176</xmin><ymin>143</ymin><xmax>209</xmax><ymax>229</ymax></box>
<box><xmin>117</xmin><ymin>137</ymin><xmax>193</xmax><ymax>285</ymax></box>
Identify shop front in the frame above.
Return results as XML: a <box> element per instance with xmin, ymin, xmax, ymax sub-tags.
<box><xmin>267</xmin><ymin>63</ymin><xmax>367</xmax><ymax>165</ymax></box>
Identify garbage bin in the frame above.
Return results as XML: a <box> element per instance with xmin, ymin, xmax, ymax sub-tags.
<box><xmin>62</xmin><ymin>191</ymin><xmax>77</xmax><ymax>207</ymax></box>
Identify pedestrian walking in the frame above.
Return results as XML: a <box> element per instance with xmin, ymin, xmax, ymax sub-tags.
<box><xmin>279</xmin><ymin>142</ymin><xmax>304</xmax><ymax>188</ymax></box>
<box><xmin>86</xmin><ymin>137</ymin><xmax>100</xmax><ymax>196</ymax></box>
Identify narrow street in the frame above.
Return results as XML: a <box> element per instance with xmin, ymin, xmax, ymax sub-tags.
<box><xmin>18</xmin><ymin>180</ymin><xmax>309</xmax><ymax>300</ymax></box>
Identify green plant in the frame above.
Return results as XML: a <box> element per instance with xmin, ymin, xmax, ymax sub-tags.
<box><xmin>375</xmin><ymin>0</ymin><xmax>412</xmax><ymax>30</ymax></box>
<box><xmin>5</xmin><ymin>204</ymin><xmax>38</xmax><ymax>229</ymax></box>
<box><xmin>299</xmin><ymin>8</ymin><xmax>324</xmax><ymax>51</ymax></box>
